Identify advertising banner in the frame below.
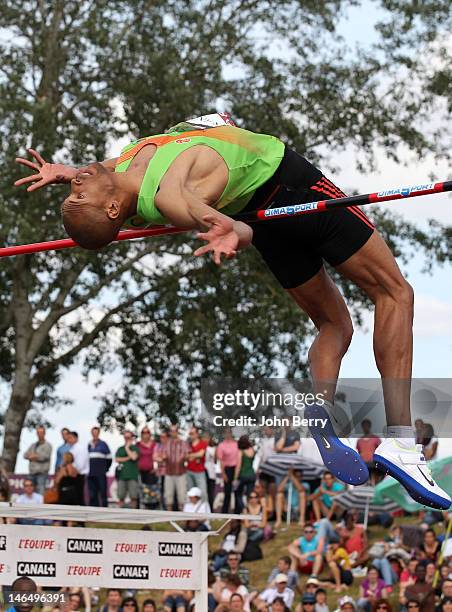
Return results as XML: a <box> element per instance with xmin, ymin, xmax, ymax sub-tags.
<box><xmin>0</xmin><ymin>524</ymin><xmax>201</xmax><ymax>589</ymax></box>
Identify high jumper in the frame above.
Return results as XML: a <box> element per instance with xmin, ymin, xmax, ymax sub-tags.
<box><xmin>14</xmin><ymin>113</ymin><xmax>451</xmax><ymax>510</ymax></box>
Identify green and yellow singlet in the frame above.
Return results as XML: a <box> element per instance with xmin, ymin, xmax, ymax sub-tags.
<box><xmin>115</xmin><ymin>125</ymin><xmax>285</xmax><ymax>227</ymax></box>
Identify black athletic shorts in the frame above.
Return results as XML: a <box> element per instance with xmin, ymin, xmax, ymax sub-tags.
<box><xmin>244</xmin><ymin>146</ymin><xmax>375</xmax><ymax>289</ymax></box>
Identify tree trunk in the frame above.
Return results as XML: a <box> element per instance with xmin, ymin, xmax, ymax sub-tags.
<box><xmin>1</xmin><ymin>370</ymin><xmax>35</xmax><ymax>472</ymax></box>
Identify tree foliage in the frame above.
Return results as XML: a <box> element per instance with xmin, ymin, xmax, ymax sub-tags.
<box><xmin>0</xmin><ymin>0</ymin><xmax>450</xmax><ymax>468</ymax></box>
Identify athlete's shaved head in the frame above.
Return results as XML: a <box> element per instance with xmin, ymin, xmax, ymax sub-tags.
<box><xmin>61</xmin><ymin>162</ymin><xmax>125</xmax><ymax>250</ymax></box>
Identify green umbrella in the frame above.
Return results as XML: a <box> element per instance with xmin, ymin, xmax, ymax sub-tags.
<box><xmin>374</xmin><ymin>455</ymin><xmax>452</xmax><ymax>512</ymax></box>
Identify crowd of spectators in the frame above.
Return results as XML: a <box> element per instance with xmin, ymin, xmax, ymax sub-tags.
<box><xmin>0</xmin><ymin>418</ymin><xmax>450</xmax><ymax>611</ymax></box>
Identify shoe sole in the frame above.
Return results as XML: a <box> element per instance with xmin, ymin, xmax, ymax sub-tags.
<box><xmin>373</xmin><ymin>454</ymin><xmax>451</xmax><ymax>510</ymax></box>
<box><xmin>305</xmin><ymin>403</ymin><xmax>369</xmax><ymax>485</ymax></box>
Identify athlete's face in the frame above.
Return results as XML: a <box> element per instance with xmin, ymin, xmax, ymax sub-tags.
<box><xmin>61</xmin><ymin>162</ymin><xmax>123</xmax><ymax>249</ymax></box>
<box><xmin>64</xmin><ymin>163</ymin><xmax>118</xmax><ymax>216</ymax></box>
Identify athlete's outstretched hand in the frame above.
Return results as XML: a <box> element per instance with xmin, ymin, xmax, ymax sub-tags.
<box><xmin>194</xmin><ymin>214</ymin><xmax>240</xmax><ymax>266</ymax></box>
<box><xmin>14</xmin><ymin>148</ymin><xmax>77</xmax><ymax>191</ymax></box>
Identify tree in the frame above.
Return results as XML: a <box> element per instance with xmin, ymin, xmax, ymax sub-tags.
<box><xmin>0</xmin><ymin>0</ymin><xmax>450</xmax><ymax>469</ymax></box>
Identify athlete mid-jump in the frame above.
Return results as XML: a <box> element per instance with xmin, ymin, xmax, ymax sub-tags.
<box><xmin>15</xmin><ymin>114</ymin><xmax>450</xmax><ymax>510</ymax></box>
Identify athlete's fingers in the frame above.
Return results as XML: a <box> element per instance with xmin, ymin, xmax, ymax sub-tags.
<box><xmin>195</xmin><ymin>231</ymin><xmax>212</xmax><ymax>242</ymax></box>
<box><xmin>27</xmin><ymin>180</ymin><xmax>46</xmax><ymax>192</ymax></box>
<box><xmin>28</xmin><ymin>148</ymin><xmax>46</xmax><ymax>166</ymax></box>
<box><xmin>213</xmin><ymin>250</ymin><xmax>222</xmax><ymax>266</ymax></box>
<box><xmin>15</xmin><ymin>158</ymin><xmax>40</xmax><ymax>171</ymax></box>
<box><xmin>225</xmin><ymin>250</ymin><xmax>237</xmax><ymax>259</ymax></box>
<box><xmin>201</xmin><ymin>214</ymin><xmax>217</xmax><ymax>225</ymax></box>
<box><xmin>14</xmin><ymin>173</ymin><xmax>42</xmax><ymax>186</ymax></box>
<box><xmin>193</xmin><ymin>244</ymin><xmax>212</xmax><ymax>257</ymax></box>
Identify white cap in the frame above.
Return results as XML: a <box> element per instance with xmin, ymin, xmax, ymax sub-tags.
<box><xmin>275</xmin><ymin>573</ymin><xmax>288</xmax><ymax>584</ymax></box>
<box><xmin>187</xmin><ymin>487</ymin><xmax>202</xmax><ymax>498</ymax></box>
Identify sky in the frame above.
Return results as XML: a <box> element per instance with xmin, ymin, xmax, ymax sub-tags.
<box><xmin>6</xmin><ymin>2</ymin><xmax>452</xmax><ymax>471</ymax></box>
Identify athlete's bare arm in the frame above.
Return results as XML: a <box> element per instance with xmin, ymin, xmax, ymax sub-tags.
<box><xmin>156</xmin><ymin>181</ymin><xmax>253</xmax><ymax>265</ymax></box>
<box><xmin>14</xmin><ymin>148</ymin><xmax>117</xmax><ymax>191</ymax></box>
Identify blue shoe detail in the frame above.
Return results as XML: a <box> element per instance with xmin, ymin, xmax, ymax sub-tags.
<box><xmin>305</xmin><ymin>403</ymin><xmax>369</xmax><ymax>485</ymax></box>
<box><xmin>374</xmin><ymin>454</ymin><xmax>451</xmax><ymax>510</ymax></box>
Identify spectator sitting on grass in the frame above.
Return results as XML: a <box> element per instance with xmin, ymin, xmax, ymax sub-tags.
<box><xmin>294</xmin><ymin>592</ymin><xmax>316</xmax><ymax>612</ymax></box>
<box><xmin>266</xmin><ymin>555</ymin><xmax>299</xmax><ymax>591</ymax></box>
<box><xmin>437</xmin><ymin>597</ymin><xmax>452</xmax><ymax>612</ymax></box>
<box><xmin>357</xmin><ymin>567</ymin><xmax>388</xmax><ymax>612</ymax></box>
<box><xmin>4</xmin><ymin>576</ymin><xmax>37</xmax><ymax>612</ymax></box>
<box><xmin>121</xmin><ymin>598</ymin><xmax>138</xmax><ymax>612</ymax></box>
<box><xmin>217</xmin><ymin>551</ymin><xmax>250</xmax><ymax>588</ymax></box>
<box><xmin>404</xmin><ymin>562</ymin><xmax>435</xmax><ymax>611</ymax></box>
<box><xmin>324</xmin><ymin>540</ymin><xmax>354</xmax><ymax>593</ymax></box>
<box><xmin>425</xmin><ymin>560</ymin><xmax>436</xmax><ymax>585</ymax></box>
<box><xmin>162</xmin><ymin>590</ymin><xmax>194</xmax><ymax>612</ymax></box>
<box><xmin>288</xmin><ymin>523</ymin><xmax>324</xmax><ymax>579</ymax></box>
<box><xmin>212</xmin><ymin>575</ymin><xmax>250</xmax><ymax>612</ymax></box>
<box><xmin>275</xmin><ymin>468</ymin><xmax>309</xmax><ymax>529</ymax></box>
<box><xmin>67</xmin><ymin>592</ymin><xmax>83</xmax><ymax>611</ymax></box>
<box><xmin>337</xmin><ymin>510</ymin><xmax>369</xmax><ymax>569</ymax></box>
<box><xmin>399</xmin><ymin>558</ymin><xmax>418</xmax><ymax>605</ymax></box>
<box><xmin>211</xmin><ymin>520</ymin><xmax>248</xmax><ymax>571</ymax></box>
<box><xmin>438</xmin><ymin>580</ymin><xmax>452</xmax><ymax>610</ymax></box>
<box><xmin>309</xmin><ymin>471</ymin><xmax>344</xmax><ymax>521</ymax></box>
<box><xmin>417</xmin><ymin>528</ymin><xmax>440</xmax><ymax>562</ymax></box>
<box><xmin>254</xmin><ymin>479</ymin><xmax>275</xmax><ymax>522</ymax></box>
<box><xmin>335</xmin><ymin>595</ymin><xmax>357</xmax><ymax>611</ymax></box>
<box><xmin>405</xmin><ymin>599</ymin><xmax>420</xmax><ymax>612</ymax></box>
<box><xmin>372</xmin><ymin>599</ymin><xmax>392</xmax><ymax>612</ymax></box>
<box><xmin>230</xmin><ymin>593</ymin><xmax>247</xmax><ymax>612</ymax></box>
<box><xmin>251</xmin><ymin>573</ymin><xmax>295</xmax><ymax>611</ymax></box>
<box><xmin>314</xmin><ymin>588</ymin><xmax>329</xmax><ymax>612</ymax></box>
<box><xmin>243</xmin><ymin>491</ymin><xmax>267</xmax><ymax>543</ymax></box>
<box><xmin>183</xmin><ymin>486</ymin><xmax>211</xmax><ymax>531</ymax></box>
<box><xmin>141</xmin><ymin>600</ymin><xmax>156</xmax><ymax>612</ymax></box>
<box><xmin>98</xmin><ymin>588</ymin><xmax>123</xmax><ymax>612</ymax></box>
<box><xmin>269</xmin><ymin>596</ymin><xmax>290</xmax><ymax>612</ymax></box>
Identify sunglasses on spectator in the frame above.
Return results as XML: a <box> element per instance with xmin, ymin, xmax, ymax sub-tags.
<box><xmin>377</xmin><ymin>606</ymin><xmax>389</xmax><ymax>610</ymax></box>
<box><xmin>407</xmin><ymin>606</ymin><xmax>420</xmax><ymax>610</ymax></box>
<box><xmin>304</xmin><ymin>529</ymin><xmax>315</xmax><ymax>534</ymax></box>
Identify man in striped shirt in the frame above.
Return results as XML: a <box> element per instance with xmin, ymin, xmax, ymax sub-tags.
<box><xmin>162</xmin><ymin>424</ymin><xmax>189</xmax><ymax>511</ymax></box>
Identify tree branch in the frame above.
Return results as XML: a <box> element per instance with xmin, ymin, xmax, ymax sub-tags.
<box><xmin>28</xmin><ymin>244</ymin><xmax>157</xmax><ymax>362</ymax></box>
<box><xmin>33</xmin><ymin>285</ymin><xmax>154</xmax><ymax>383</ymax></box>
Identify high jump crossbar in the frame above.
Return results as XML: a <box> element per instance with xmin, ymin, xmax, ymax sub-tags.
<box><xmin>1</xmin><ymin>180</ymin><xmax>450</xmax><ymax>258</ymax></box>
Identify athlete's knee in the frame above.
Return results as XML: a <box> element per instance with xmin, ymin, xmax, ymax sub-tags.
<box><xmin>376</xmin><ymin>277</ymin><xmax>414</xmax><ymax>314</ymax></box>
<box><xmin>397</xmin><ymin>279</ymin><xmax>414</xmax><ymax>312</ymax></box>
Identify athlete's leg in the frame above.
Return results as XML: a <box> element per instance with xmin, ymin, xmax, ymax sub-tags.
<box><xmin>335</xmin><ymin>231</ymin><xmax>413</xmax><ymax>426</ymax></box>
<box><xmin>286</xmin><ymin>267</ymin><xmax>369</xmax><ymax>485</ymax></box>
<box><xmin>287</xmin><ymin>267</ymin><xmax>353</xmax><ymax>403</ymax></box>
<box><xmin>335</xmin><ymin>231</ymin><xmax>450</xmax><ymax>509</ymax></box>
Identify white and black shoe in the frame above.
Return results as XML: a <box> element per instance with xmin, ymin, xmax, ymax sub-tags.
<box><xmin>374</xmin><ymin>438</ymin><xmax>451</xmax><ymax>510</ymax></box>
